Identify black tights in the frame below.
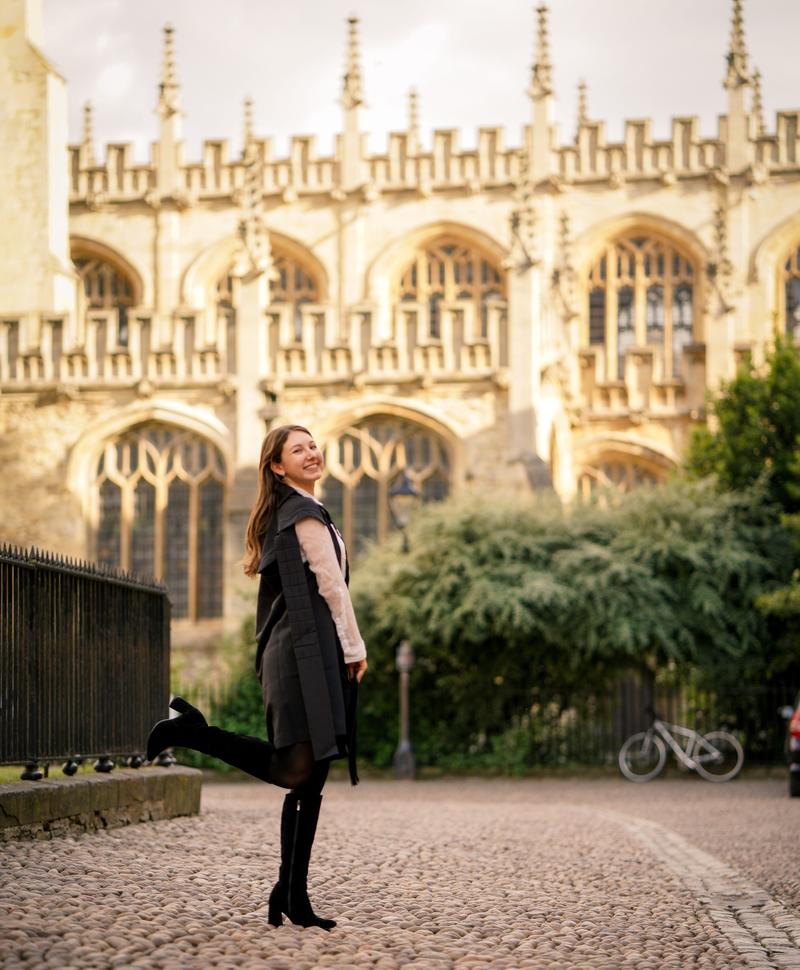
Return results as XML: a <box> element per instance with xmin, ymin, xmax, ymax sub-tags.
<box><xmin>272</xmin><ymin>741</ymin><xmax>330</xmax><ymax>795</ymax></box>
<box><xmin>199</xmin><ymin>724</ymin><xmax>329</xmax><ymax>794</ymax></box>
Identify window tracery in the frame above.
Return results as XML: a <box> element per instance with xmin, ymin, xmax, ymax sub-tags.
<box><xmin>74</xmin><ymin>254</ymin><xmax>136</xmax><ymax>346</ymax></box>
<box><xmin>320</xmin><ymin>417</ymin><xmax>451</xmax><ymax>553</ymax></box>
<box><xmin>781</xmin><ymin>244</ymin><xmax>800</xmax><ymax>341</ymax></box>
<box><xmin>397</xmin><ymin>239</ymin><xmax>506</xmax><ymax>340</ymax></box>
<box><xmin>93</xmin><ymin>423</ymin><xmax>226</xmax><ymax>621</ymax></box>
<box><xmin>577</xmin><ymin>455</ymin><xmax>663</xmax><ymax>499</ymax></box>
<box><xmin>585</xmin><ymin>235</ymin><xmax>696</xmax><ymax>378</ymax></box>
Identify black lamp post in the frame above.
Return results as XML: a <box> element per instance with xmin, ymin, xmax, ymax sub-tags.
<box><xmin>388</xmin><ymin>471</ymin><xmax>420</xmax><ymax>553</ymax></box>
<box><xmin>388</xmin><ymin>471</ymin><xmax>420</xmax><ymax>779</ymax></box>
<box><xmin>393</xmin><ymin>639</ymin><xmax>416</xmax><ymax>779</ymax></box>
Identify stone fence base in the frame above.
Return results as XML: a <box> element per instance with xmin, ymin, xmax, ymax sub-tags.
<box><xmin>0</xmin><ymin>767</ymin><xmax>202</xmax><ymax>841</ymax></box>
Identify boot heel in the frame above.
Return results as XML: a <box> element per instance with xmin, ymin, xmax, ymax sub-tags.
<box><xmin>169</xmin><ymin>696</ymin><xmax>192</xmax><ymax>714</ymax></box>
<box><xmin>267</xmin><ymin>883</ymin><xmax>283</xmax><ymax>927</ymax></box>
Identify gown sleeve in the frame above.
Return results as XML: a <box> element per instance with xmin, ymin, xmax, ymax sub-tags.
<box><xmin>295</xmin><ymin>516</ymin><xmax>367</xmax><ymax>664</ymax></box>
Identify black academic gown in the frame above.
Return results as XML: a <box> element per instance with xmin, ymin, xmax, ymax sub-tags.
<box><xmin>255</xmin><ymin>482</ymin><xmax>359</xmax><ymax>784</ymax></box>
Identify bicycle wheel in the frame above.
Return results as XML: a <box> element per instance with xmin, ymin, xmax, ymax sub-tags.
<box><xmin>694</xmin><ymin>731</ymin><xmax>744</xmax><ymax>782</ymax></box>
<box><xmin>619</xmin><ymin>731</ymin><xmax>667</xmax><ymax>782</ymax></box>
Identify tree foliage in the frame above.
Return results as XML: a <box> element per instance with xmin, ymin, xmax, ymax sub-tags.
<box><xmin>686</xmin><ymin>337</ymin><xmax>800</xmax><ymax>513</ymax></box>
<box><xmin>686</xmin><ymin>337</ymin><xmax>800</xmax><ymax>667</ymax></box>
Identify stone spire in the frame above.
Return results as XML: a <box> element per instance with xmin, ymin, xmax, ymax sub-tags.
<box><xmin>575</xmin><ymin>79</ymin><xmax>587</xmax><ymax>141</ymax></box>
<box><xmin>339</xmin><ymin>16</ymin><xmax>365</xmax><ymax>191</ymax></box>
<box><xmin>341</xmin><ymin>16</ymin><xmax>364</xmax><ymax>110</ymax></box>
<box><xmin>154</xmin><ymin>23</ymin><xmax>184</xmax><ymax>198</ymax></box>
<box><xmin>724</xmin><ymin>0</ymin><xmax>750</xmax><ymax>90</ymax></box>
<box><xmin>527</xmin><ymin>4</ymin><xmax>555</xmax><ymax>179</ymax></box>
<box><xmin>242</xmin><ymin>96</ymin><xmax>254</xmax><ymax>156</ymax></box>
<box><xmin>528</xmin><ymin>5</ymin><xmax>553</xmax><ymax>100</ymax></box>
<box><xmin>407</xmin><ymin>87</ymin><xmax>420</xmax><ymax>154</ymax></box>
<box><xmin>723</xmin><ymin>0</ymin><xmax>752</xmax><ymax>172</ymax></box>
<box><xmin>752</xmin><ymin>68</ymin><xmax>765</xmax><ymax>136</ymax></box>
<box><xmin>157</xmin><ymin>23</ymin><xmax>180</xmax><ymax>118</ymax></box>
<box><xmin>82</xmin><ymin>100</ymin><xmax>95</xmax><ymax>166</ymax></box>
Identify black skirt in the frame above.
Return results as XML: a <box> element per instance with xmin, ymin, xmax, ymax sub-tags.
<box><xmin>257</xmin><ymin>606</ymin><xmax>358</xmax><ymax>779</ymax></box>
<box><xmin>257</xmin><ymin>610</ymin><xmax>345</xmax><ymax>751</ymax></box>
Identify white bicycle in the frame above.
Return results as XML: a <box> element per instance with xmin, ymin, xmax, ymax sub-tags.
<box><xmin>619</xmin><ymin>713</ymin><xmax>744</xmax><ymax>783</ymax></box>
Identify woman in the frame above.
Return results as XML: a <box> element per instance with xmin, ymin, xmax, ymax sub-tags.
<box><xmin>146</xmin><ymin>424</ymin><xmax>368</xmax><ymax>931</ymax></box>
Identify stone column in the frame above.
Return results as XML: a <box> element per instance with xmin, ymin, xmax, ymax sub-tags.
<box><xmin>0</xmin><ymin>0</ymin><xmax>77</xmax><ymax>324</ymax></box>
<box><xmin>234</xmin><ymin>268</ymin><xmax>269</xmax><ymax>467</ymax></box>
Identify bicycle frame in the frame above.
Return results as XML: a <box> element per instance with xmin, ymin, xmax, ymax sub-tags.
<box><xmin>647</xmin><ymin>719</ymin><xmax>721</xmax><ymax>769</ymax></box>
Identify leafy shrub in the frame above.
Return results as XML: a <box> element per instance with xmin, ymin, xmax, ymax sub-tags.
<box><xmin>350</xmin><ymin>479</ymin><xmax>794</xmax><ymax>765</ymax></box>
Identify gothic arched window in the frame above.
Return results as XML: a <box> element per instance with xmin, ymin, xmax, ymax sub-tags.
<box><xmin>93</xmin><ymin>424</ymin><xmax>226</xmax><ymax>621</ymax></box>
<box><xmin>781</xmin><ymin>245</ymin><xmax>800</xmax><ymax>341</ymax></box>
<box><xmin>319</xmin><ymin>418</ymin><xmax>451</xmax><ymax>553</ymax></box>
<box><xmin>217</xmin><ymin>251</ymin><xmax>320</xmax><ymax>341</ymax></box>
<box><xmin>74</xmin><ymin>253</ymin><xmax>136</xmax><ymax>347</ymax></box>
<box><xmin>397</xmin><ymin>239</ymin><xmax>506</xmax><ymax>340</ymax></box>
<box><xmin>585</xmin><ymin>235</ymin><xmax>696</xmax><ymax>379</ymax></box>
<box><xmin>577</xmin><ymin>455</ymin><xmax>664</xmax><ymax>500</ymax></box>
<box><xmin>271</xmin><ymin>254</ymin><xmax>318</xmax><ymax>308</ymax></box>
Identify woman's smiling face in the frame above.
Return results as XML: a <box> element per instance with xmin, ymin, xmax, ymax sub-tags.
<box><xmin>271</xmin><ymin>428</ymin><xmax>324</xmax><ymax>491</ymax></box>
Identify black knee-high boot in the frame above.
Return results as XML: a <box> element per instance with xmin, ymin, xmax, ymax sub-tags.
<box><xmin>267</xmin><ymin>792</ymin><xmax>336</xmax><ymax>930</ymax></box>
<box><xmin>146</xmin><ymin>697</ymin><xmax>274</xmax><ymax>782</ymax></box>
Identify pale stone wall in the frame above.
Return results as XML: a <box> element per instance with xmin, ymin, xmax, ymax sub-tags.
<box><xmin>0</xmin><ymin>0</ymin><xmax>75</xmax><ymax>318</ymax></box>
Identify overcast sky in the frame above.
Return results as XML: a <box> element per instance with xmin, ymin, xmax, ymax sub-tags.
<box><xmin>41</xmin><ymin>0</ymin><xmax>800</xmax><ymax>163</ymax></box>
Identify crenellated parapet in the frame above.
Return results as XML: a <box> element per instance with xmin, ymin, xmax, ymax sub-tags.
<box><xmin>67</xmin><ymin>130</ymin><xmax>525</xmax><ymax>205</ymax></box>
<box><xmin>564</xmin><ymin>117</ymin><xmax>727</xmax><ymax>182</ymax></box>
<box><xmin>67</xmin><ymin>109</ymin><xmax>800</xmax><ymax>208</ymax></box>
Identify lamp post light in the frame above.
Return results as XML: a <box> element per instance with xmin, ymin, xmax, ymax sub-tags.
<box><xmin>388</xmin><ymin>471</ymin><xmax>420</xmax><ymax>553</ymax></box>
<box><xmin>393</xmin><ymin>639</ymin><xmax>416</xmax><ymax>779</ymax></box>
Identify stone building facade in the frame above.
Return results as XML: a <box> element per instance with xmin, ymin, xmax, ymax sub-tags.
<box><xmin>2</xmin><ymin>0</ymin><xmax>799</xmax><ymax>656</ymax></box>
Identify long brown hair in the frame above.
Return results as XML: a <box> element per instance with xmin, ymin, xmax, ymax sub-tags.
<box><xmin>242</xmin><ymin>424</ymin><xmax>312</xmax><ymax>577</ymax></box>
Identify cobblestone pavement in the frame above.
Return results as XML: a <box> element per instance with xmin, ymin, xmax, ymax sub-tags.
<box><xmin>1</xmin><ymin>776</ymin><xmax>799</xmax><ymax>969</ymax></box>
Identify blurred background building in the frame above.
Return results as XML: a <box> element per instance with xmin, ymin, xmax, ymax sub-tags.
<box><xmin>1</xmin><ymin>0</ymin><xmax>799</xmax><ymax>658</ymax></box>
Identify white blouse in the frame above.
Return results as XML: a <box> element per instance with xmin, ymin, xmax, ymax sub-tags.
<box><xmin>291</xmin><ymin>487</ymin><xmax>367</xmax><ymax>664</ymax></box>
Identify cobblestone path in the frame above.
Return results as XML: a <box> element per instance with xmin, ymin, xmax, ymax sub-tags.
<box><xmin>1</xmin><ymin>777</ymin><xmax>799</xmax><ymax>969</ymax></box>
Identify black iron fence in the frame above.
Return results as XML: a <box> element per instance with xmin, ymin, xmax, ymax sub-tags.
<box><xmin>0</xmin><ymin>544</ymin><xmax>170</xmax><ymax>778</ymax></box>
<box><xmin>465</xmin><ymin>675</ymin><xmax>798</xmax><ymax>770</ymax></box>
<box><xmin>172</xmin><ymin>665</ymin><xmax>798</xmax><ymax>773</ymax></box>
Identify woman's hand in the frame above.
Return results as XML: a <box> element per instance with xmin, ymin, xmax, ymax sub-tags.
<box><xmin>347</xmin><ymin>658</ymin><xmax>368</xmax><ymax>683</ymax></box>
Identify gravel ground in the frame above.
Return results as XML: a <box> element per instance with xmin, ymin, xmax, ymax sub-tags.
<box><xmin>0</xmin><ymin>776</ymin><xmax>798</xmax><ymax>969</ymax></box>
